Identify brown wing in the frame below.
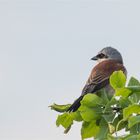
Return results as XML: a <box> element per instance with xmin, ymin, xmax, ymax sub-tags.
<box><xmin>81</xmin><ymin>60</ymin><xmax>126</xmax><ymax>95</ymax></box>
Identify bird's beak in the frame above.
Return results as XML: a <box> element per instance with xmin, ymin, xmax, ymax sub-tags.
<box><xmin>91</xmin><ymin>55</ymin><xmax>98</xmax><ymax>60</ymax></box>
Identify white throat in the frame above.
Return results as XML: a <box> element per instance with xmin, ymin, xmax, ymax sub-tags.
<box><xmin>97</xmin><ymin>58</ymin><xmax>108</xmax><ymax>63</ymax></box>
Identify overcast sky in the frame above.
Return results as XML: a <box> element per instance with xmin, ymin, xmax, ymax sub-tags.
<box><xmin>0</xmin><ymin>0</ymin><xmax>140</xmax><ymax>140</ymax></box>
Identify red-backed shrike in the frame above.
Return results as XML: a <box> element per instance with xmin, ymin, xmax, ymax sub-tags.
<box><xmin>67</xmin><ymin>47</ymin><xmax>126</xmax><ymax>112</ymax></box>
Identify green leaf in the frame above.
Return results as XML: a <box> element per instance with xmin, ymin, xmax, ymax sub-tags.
<box><xmin>49</xmin><ymin>103</ymin><xmax>71</xmax><ymax>112</ymax></box>
<box><xmin>56</xmin><ymin>111</ymin><xmax>83</xmax><ymax>132</ymax></box>
<box><xmin>70</xmin><ymin>111</ymin><xmax>83</xmax><ymax>122</ymax></box>
<box><xmin>129</xmin><ymin>92</ymin><xmax>140</xmax><ymax>104</ymax></box>
<box><xmin>81</xmin><ymin>94</ymin><xmax>104</xmax><ymax>107</ymax></box>
<box><xmin>102</xmin><ymin>113</ymin><xmax>116</xmax><ymax>123</ymax></box>
<box><xmin>56</xmin><ymin>113</ymin><xmax>73</xmax><ymax>129</ymax></box>
<box><xmin>128</xmin><ymin>77</ymin><xmax>140</xmax><ymax>86</ymax></box>
<box><xmin>123</xmin><ymin>105</ymin><xmax>140</xmax><ymax>120</ymax></box>
<box><xmin>127</xmin><ymin>77</ymin><xmax>140</xmax><ymax>94</ymax></box>
<box><xmin>103</xmin><ymin>97</ymin><xmax>117</xmax><ymax>113</ymax></box>
<box><xmin>95</xmin><ymin>118</ymin><xmax>108</xmax><ymax>140</ymax></box>
<box><xmin>127</xmin><ymin>86</ymin><xmax>140</xmax><ymax>93</ymax></box>
<box><xmin>107</xmin><ymin>134</ymin><xmax>123</xmax><ymax>140</ymax></box>
<box><xmin>96</xmin><ymin>89</ymin><xmax>110</xmax><ymax>103</ymax></box>
<box><xmin>124</xmin><ymin>134</ymin><xmax>140</xmax><ymax>140</ymax></box>
<box><xmin>79</xmin><ymin>105</ymin><xmax>101</xmax><ymax>122</ymax></box>
<box><xmin>119</xmin><ymin>97</ymin><xmax>132</xmax><ymax>108</ymax></box>
<box><xmin>113</xmin><ymin>115</ymin><xmax>127</xmax><ymax>131</ymax></box>
<box><xmin>110</xmin><ymin>71</ymin><xmax>126</xmax><ymax>90</ymax></box>
<box><xmin>129</xmin><ymin>124</ymin><xmax>140</xmax><ymax>134</ymax></box>
<box><xmin>116</xmin><ymin>119</ymin><xmax>126</xmax><ymax>132</ymax></box>
<box><xmin>81</xmin><ymin>120</ymin><xmax>99</xmax><ymax>140</ymax></box>
<box><xmin>115</xmin><ymin>88</ymin><xmax>132</xmax><ymax>98</ymax></box>
<box><xmin>128</xmin><ymin>115</ymin><xmax>140</xmax><ymax>128</ymax></box>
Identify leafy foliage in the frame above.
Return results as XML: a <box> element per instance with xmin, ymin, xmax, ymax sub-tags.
<box><xmin>50</xmin><ymin>71</ymin><xmax>140</xmax><ymax>139</ymax></box>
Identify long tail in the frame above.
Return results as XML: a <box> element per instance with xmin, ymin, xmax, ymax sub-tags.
<box><xmin>67</xmin><ymin>96</ymin><xmax>84</xmax><ymax>112</ymax></box>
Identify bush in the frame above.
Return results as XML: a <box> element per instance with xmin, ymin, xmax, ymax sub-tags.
<box><xmin>50</xmin><ymin>71</ymin><xmax>140</xmax><ymax>140</ymax></box>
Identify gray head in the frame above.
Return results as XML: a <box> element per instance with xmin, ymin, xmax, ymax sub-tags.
<box><xmin>91</xmin><ymin>47</ymin><xmax>123</xmax><ymax>64</ymax></box>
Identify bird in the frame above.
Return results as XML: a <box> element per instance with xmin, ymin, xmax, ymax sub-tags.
<box><xmin>67</xmin><ymin>47</ymin><xmax>127</xmax><ymax>112</ymax></box>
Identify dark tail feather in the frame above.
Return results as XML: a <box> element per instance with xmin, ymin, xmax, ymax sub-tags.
<box><xmin>67</xmin><ymin>96</ymin><xmax>84</xmax><ymax>112</ymax></box>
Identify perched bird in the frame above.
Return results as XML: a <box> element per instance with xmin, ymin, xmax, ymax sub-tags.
<box><xmin>67</xmin><ymin>47</ymin><xmax>126</xmax><ymax>112</ymax></box>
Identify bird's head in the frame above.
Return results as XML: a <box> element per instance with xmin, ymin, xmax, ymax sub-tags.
<box><xmin>91</xmin><ymin>47</ymin><xmax>123</xmax><ymax>64</ymax></box>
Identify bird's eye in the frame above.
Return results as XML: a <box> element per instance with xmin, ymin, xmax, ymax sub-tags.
<box><xmin>97</xmin><ymin>53</ymin><xmax>106</xmax><ymax>58</ymax></box>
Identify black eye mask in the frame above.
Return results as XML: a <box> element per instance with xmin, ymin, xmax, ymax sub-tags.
<box><xmin>97</xmin><ymin>53</ymin><xmax>108</xmax><ymax>59</ymax></box>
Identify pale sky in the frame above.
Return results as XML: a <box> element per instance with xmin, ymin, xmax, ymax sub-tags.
<box><xmin>0</xmin><ymin>0</ymin><xmax>140</xmax><ymax>140</ymax></box>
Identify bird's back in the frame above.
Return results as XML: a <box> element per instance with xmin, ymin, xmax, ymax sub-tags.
<box><xmin>81</xmin><ymin>59</ymin><xmax>126</xmax><ymax>95</ymax></box>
